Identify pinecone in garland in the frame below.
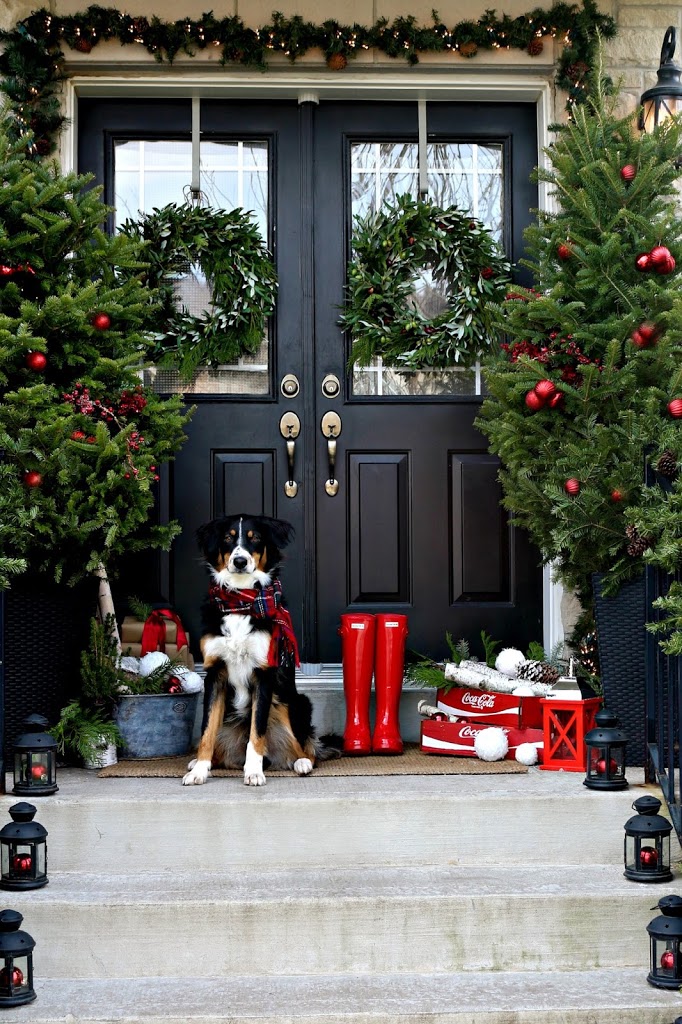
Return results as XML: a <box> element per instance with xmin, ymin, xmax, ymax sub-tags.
<box><xmin>516</xmin><ymin>660</ymin><xmax>560</xmax><ymax>685</ymax></box>
<box><xmin>625</xmin><ymin>523</ymin><xmax>651</xmax><ymax>557</ymax></box>
<box><xmin>656</xmin><ymin>449</ymin><xmax>679</xmax><ymax>479</ymax></box>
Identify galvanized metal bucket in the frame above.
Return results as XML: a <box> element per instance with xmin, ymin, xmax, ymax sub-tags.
<box><xmin>113</xmin><ymin>693</ymin><xmax>200</xmax><ymax>759</ymax></box>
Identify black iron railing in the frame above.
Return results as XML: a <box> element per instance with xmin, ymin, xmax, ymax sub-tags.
<box><xmin>645</xmin><ymin>565</ymin><xmax>682</xmax><ymax>841</ymax></box>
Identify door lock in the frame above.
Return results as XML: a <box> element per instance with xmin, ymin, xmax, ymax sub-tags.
<box><xmin>281</xmin><ymin>374</ymin><xmax>300</xmax><ymax>398</ymax></box>
<box><xmin>279</xmin><ymin>412</ymin><xmax>301</xmax><ymax>498</ymax></box>
<box><xmin>321</xmin><ymin>374</ymin><xmax>340</xmax><ymax>399</ymax></box>
<box><xmin>321</xmin><ymin>411</ymin><xmax>342</xmax><ymax>497</ymax></box>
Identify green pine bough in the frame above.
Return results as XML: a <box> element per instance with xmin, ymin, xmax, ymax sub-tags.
<box><xmin>476</xmin><ymin>61</ymin><xmax>682</xmax><ymax>652</ymax></box>
<box><xmin>339</xmin><ymin>194</ymin><xmax>510</xmax><ymax>370</ymax></box>
<box><xmin>120</xmin><ymin>203</ymin><xmax>277</xmax><ymax>381</ymax></box>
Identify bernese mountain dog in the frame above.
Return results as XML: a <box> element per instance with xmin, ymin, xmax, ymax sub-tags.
<box><xmin>182</xmin><ymin>514</ymin><xmax>338</xmax><ymax>786</ymax></box>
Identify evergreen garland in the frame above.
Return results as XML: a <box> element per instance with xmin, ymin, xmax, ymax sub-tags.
<box><xmin>0</xmin><ymin>3</ymin><xmax>616</xmax><ymax>158</ymax></box>
<box><xmin>340</xmin><ymin>194</ymin><xmax>510</xmax><ymax>370</ymax></box>
<box><xmin>120</xmin><ymin>203</ymin><xmax>277</xmax><ymax>380</ymax></box>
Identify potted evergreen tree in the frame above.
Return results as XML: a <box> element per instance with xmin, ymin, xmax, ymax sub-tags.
<box><xmin>477</xmin><ymin>68</ymin><xmax>682</xmax><ymax>761</ymax></box>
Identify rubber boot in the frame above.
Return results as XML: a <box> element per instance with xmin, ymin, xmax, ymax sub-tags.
<box><xmin>338</xmin><ymin>613</ymin><xmax>375</xmax><ymax>755</ymax></box>
<box><xmin>372</xmin><ymin>614</ymin><xmax>408</xmax><ymax>754</ymax></box>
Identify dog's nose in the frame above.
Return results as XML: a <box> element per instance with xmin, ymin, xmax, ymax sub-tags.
<box><xmin>232</xmin><ymin>555</ymin><xmax>248</xmax><ymax>571</ymax></box>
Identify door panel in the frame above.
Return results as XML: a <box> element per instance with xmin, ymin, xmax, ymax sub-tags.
<box><xmin>78</xmin><ymin>95</ymin><xmax>542</xmax><ymax>664</ymax></box>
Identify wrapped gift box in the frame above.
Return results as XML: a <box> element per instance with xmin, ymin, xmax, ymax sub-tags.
<box><xmin>420</xmin><ymin>719</ymin><xmax>544</xmax><ymax>760</ymax></box>
<box><xmin>121</xmin><ymin>615</ymin><xmax>178</xmax><ymax>644</ymax></box>
<box><xmin>436</xmin><ymin>686</ymin><xmax>544</xmax><ymax>729</ymax></box>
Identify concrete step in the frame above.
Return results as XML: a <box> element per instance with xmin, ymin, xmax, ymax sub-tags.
<box><xmin>1</xmin><ymin>970</ymin><xmax>679</xmax><ymax>1023</ymax></box>
<box><xmin>5</xmin><ymin>767</ymin><xmax>663</xmax><ymax>872</ymax></box>
<box><xmin>10</xmin><ymin>865</ymin><xmax>674</xmax><ymax>978</ymax></box>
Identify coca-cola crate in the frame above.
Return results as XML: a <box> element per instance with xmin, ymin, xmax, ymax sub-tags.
<box><xmin>436</xmin><ymin>686</ymin><xmax>543</xmax><ymax>729</ymax></box>
<box><xmin>420</xmin><ymin>719</ymin><xmax>544</xmax><ymax>760</ymax></box>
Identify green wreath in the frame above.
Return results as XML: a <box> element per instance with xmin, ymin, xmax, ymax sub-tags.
<box><xmin>339</xmin><ymin>194</ymin><xmax>510</xmax><ymax>370</ymax></box>
<box><xmin>122</xmin><ymin>203</ymin><xmax>277</xmax><ymax>380</ymax></box>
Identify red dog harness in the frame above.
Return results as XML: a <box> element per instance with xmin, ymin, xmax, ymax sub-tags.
<box><xmin>208</xmin><ymin>578</ymin><xmax>300</xmax><ymax>668</ymax></box>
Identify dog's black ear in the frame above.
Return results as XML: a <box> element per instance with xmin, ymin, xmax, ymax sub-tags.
<box><xmin>196</xmin><ymin>518</ymin><xmax>228</xmax><ymax>561</ymax></box>
<box><xmin>258</xmin><ymin>516</ymin><xmax>295</xmax><ymax>550</ymax></box>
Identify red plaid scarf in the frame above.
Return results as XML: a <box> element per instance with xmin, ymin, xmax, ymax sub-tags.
<box><xmin>208</xmin><ymin>578</ymin><xmax>300</xmax><ymax>668</ymax></box>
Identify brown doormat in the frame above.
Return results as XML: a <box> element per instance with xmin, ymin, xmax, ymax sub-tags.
<box><xmin>98</xmin><ymin>744</ymin><xmax>528</xmax><ymax>778</ymax></box>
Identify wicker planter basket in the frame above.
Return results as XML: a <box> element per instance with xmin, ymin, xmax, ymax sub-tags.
<box><xmin>592</xmin><ymin>572</ymin><xmax>647</xmax><ymax>767</ymax></box>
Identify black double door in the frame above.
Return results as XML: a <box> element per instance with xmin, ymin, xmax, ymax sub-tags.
<box><xmin>79</xmin><ymin>96</ymin><xmax>541</xmax><ymax>663</ymax></box>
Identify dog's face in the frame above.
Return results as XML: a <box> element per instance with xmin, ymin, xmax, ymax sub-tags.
<box><xmin>197</xmin><ymin>514</ymin><xmax>295</xmax><ymax>588</ymax></box>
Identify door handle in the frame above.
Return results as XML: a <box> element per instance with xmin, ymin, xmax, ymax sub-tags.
<box><xmin>279</xmin><ymin>412</ymin><xmax>300</xmax><ymax>498</ymax></box>
<box><xmin>321</xmin><ymin>411</ymin><xmax>341</xmax><ymax>497</ymax></box>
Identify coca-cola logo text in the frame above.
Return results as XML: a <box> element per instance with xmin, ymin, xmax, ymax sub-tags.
<box><xmin>458</xmin><ymin>724</ymin><xmax>510</xmax><ymax>739</ymax></box>
<box><xmin>460</xmin><ymin>691</ymin><xmax>496</xmax><ymax>709</ymax></box>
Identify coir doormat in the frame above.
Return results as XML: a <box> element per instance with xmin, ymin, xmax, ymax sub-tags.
<box><xmin>98</xmin><ymin>744</ymin><xmax>528</xmax><ymax>778</ymax></box>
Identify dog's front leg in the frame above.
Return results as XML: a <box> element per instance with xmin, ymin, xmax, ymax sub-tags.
<box><xmin>182</xmin><ymin>658</ymin><xmax>227</xmax><ymax>786</ymax></box>
<box><xmin>243</xmin><ymin>668</ymin><xmax>274</xmax><ymax>786</ymax></box>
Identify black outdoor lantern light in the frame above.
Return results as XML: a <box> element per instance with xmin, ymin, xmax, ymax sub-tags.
<box><xmin>0</xmin><ymin>909</ymin><xmax>36</xmax><ymax>1007</ymax></box>
<box><xmin>639</xmin><ymin>27</ymin><xmax>682</xmax><ymax>133</ymax></box>
<box><xmin>0</xmin><ymin>803</ymin><xmax>48</xmax><ymax>891</ymax></box>
<box><xmin>12</xmin><ymin>714</ymin><xmax>58</xmax><ymax>797</ymax></box>
<box><xmin>583</xmin><ymin>707</ymin><xmax>628</xmax><ymax>790</ymax></box>
<box><xmin>624</xmin><ymin>795</ymin><xmax>673</xmax><ymax>883</ymax></box>
<box><xmin>647</xmin><ymin>894</ymin><xmax>682</xmax><ymax>989</ymax></box>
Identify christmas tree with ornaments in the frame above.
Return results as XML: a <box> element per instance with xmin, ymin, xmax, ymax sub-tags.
<box><xmin>0</xmin><ymin>122</ymin><xmax>191</xmax><ymax>588</ymax></box>
<box><xmin>477</xmin><ymin>67</ymin><xmax>682</xmax><ymax>651</ymax></box>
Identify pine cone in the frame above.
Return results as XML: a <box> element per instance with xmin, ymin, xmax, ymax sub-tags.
<box><xmin>527</xmin><ymin>39</ymin><xmax>544</xmax><ymax>56</ymax></box>
<box><xmin>326</xmin><ymin>52</ymin><xmax>348</xmax><ymax>71</ymax></box>
<box><xmin>625</xmin><ymin>523</ymin><xmax>651</xmax><ymax>557</ymax></box>
<box><xmin>516</xmin><ymin>660</ymin><xmax>560</xmax><ymax>685</ymax></box>
<box><xmin>459</xmin><ymin>41</ymin><xmax>478</xmax><ymax>58</ymax></box>
<box><xmin>656</xmin><ymin>449</ymin><xmax>679</xmax><ymax>479</ymax></box>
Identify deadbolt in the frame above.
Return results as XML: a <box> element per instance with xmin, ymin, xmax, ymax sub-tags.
<box><xmin>281</xmin><ymin>374</ymin><xmax>300</xmax><ymax>398</ymax></box>
<box><xmin>321</xmin><ymin>374</ymin><xmax>340</xmax><ymax>399</ymax></box>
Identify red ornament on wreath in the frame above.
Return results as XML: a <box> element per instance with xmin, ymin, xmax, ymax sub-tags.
<box><xmin>23</xmin><ymin>471</ymin><xmax>42</xmax><ymax>488</ymax></box>
<box><xmin>91</xmin><ymin>311</ymin><xmax>111</xmax><ymax>331</ymax></box>
<box><xmin>25</xmin><ymin>351</ymin><xmax>47</xmax><ymax>371</ymax></box>
<box><xmin>620</xmin><ymin>164</ymin><xmax>636</xmax><ymax>182</ymax></box>
<box><xmin>534</xmin><ymin>379</ymin><xmax>556</xmax><ymax>402</ymax></box>
<box><xmin>557</xmin><ymin>243</ymin><xmax>572</xmax><ymax>261</ymax></box>
<box><xmin>635</xmin><ymin>252</ymin><xmax>651</xmax><ymax>272</ymax></box>
<box><xmin>525</xmin><ymin>390</ymin><xmax>544</xmax><ymax>412</ymax></box>
<box><xmin>668</xmin><ymin>398</ymin><xmax>682</xmax><ymax>418</ymax></box>
<box><xmin>564</xmin><ymin>477</ymin><xmax>580</xmax><ymax>495</ymax></box>
<box><xmin>611</xmin><ymin>489</ymin><xmax>624</xmax><ymax>502</ymax></box>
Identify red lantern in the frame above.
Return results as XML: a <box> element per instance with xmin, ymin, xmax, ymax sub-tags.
<box><xmin>541</xmin><ymin>695</ymin><xmax>602</xmax><ymax>772</ymax></box>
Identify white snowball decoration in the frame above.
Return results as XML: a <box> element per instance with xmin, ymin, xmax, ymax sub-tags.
<box><xmin>474</xmin><ymin>727</ymin><xmax>509</xmax><ymax>762</ymax></box>
<box><xmin>511</xmin><ymin>684</ymin><xmax>536</xmax><ymax>697</ymax></box>
<box><xmin>178</xmin><ymin>671</ymin><xmax>203</xmax><ymax>694</ymax></box>
<box><xmin>515</xmin><ymin>742</ymin><xmax>539</xmax><ymax>766</ymax></box>
<box><xmin>494</xmin><ymin>648</ymin><xmax>526</xmax><ymax>677</ymax></box>
<box><xmin>119</xmin><ymin>656</ymin><xmax>140</xmax><ymax>674</ymax></box>
<box><xmin>138</xmin><ymin>651</ymin><xmax>171</xmax><ymax>676</ymax></box>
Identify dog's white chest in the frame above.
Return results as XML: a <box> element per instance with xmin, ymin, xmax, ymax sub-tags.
<box><xmin>203</xmin><ymin>616</ymin><xmax>271</xmax><ymax>705</ymax></box>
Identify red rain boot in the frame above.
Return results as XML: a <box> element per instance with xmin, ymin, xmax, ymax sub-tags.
<box><xmin>338</xmin><ymin>613</ymin><xmax>375</xmax><ymax>755</ymax></box>
<box><xmin>372</xmin><ymin>614</ymin><xmax>408</xmax><ymax>754</ymax></box>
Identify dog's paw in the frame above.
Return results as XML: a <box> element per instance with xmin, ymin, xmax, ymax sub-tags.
<box><xmin>244</xmin><ymin>769</ymin><xmax>266</xmax><ymax>786</ymax></box>
<box><xmin>293</xmin><ymin>757</ymin><xmax>314</xmax><ymax>776</ymax></box>
<box><xmin>186</xmin><ymin>758</ymin><xmax>197</xmax><ymax>771</ymax></box>
<box><xmin>182</xmin><ymin>759</ymin><xmax>212</xmax><ymax>786</ymax></box>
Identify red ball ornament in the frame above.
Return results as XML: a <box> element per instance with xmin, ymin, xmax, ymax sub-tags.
<box><xmin>667</xmin><ymin>398</ymin><xmax>682</xmax><ymax>418</ymax></box>
<box><xmin>534</xmin><ymin>379</ymin><xmax>557</xmax><ymax>402</ymax></box>
<box><xmin>596</xmin><ymin>757</ymin><xmax>618</xmax><ymax>775</ymax></box>
<box><xmin>91</xmin><ymin>311</ymin><xmax>111</xmax><ymax>331</ymax></box>
<box><xmin>649</xmin><ymin>245</ymin><xmax>672</xmax><ymax>267</ymax></box>
<box><xmin>548</xmin><ymin>391</ymin><xmax>564</xmax><ymax>409</ymax></box>
<box><xmin>635</xmin><ymin>253</ymin><xmax>651</xmax><ymax>272</ymax></box>
<box><xmin>656</xmin><ymin>255</ymin><xmax>676</xmax><ymax>275</ymax></box>
<box><xmin>23</xmin><ymin>470</ymin><xmax>42</xmax><ymax>488</ymax></box>
<box><xmin>631</xmin><ymin>329</ymin><xmax>645</xmax><ymax>348</ymax></box>
<box><xmin>620</xmin><ymin>164</ymin><xmax>636</xmax><ymax>182</ymax></box>
<box><xmin>660</xmin><ymin>949</ymin><xmax>675</xmax><ymax>970</ymax></box>
<box><xmin>0</xmin><ymin>265</ymin><xmax>13</xmax><ymax>277</ymax></box>
<box><xmin>0</xmin><ymin>966</ymin><xmax>24</xmax><ymax>990</ymax></box>
<box><xmin>557</xmin><ymin>243</ymin><xmax>572</xmax><ymax>261</ymax></box>
<box><xmin>31</xmin><ymin>764</ymin><xmax>47</xmax><ymax>781</ymax></box>
<box><xmin>25</xmin><ymin>351</ymin><xmax>47</xmax><ymax>371</ymax></box>
<box><xmin>480</xmin><ymin>266</ymin><xmax>494</xmax><ymax>280</ymax></box>
<box><xmin>564</xmin><ymin>478</ymin><xmax>580</xmax><ymax>495</ymax></box>
<box><xmin>11</xmin><ymin>853</ymin><xmax>32</xmax><ymax>874</ymax></box>
<box><xmin>611</xmin><ymin>489</ymin><xmax>624</xmax><ymax>502</ymax></box>
<box><xmin>639</xmin><ymin>845</ymin><xmax>659</xmax><ymax>868</ymax></box>
<box><xmin>638</xmin><ymin>322</ymin><xmax>658</xmax><ymax>342</ymax></box>
<box><xmin>70</xmin><ymin>430</ymin><xmax>86</xmax><ymax>441</ymax></box>
<box><xmin>525</xmin><ymin>390</ymin><xmax>544</xmax><ymax>412</ymax></box>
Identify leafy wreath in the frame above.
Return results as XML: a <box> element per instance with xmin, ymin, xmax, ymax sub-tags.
<box><xmin>339</xmin><ymin>194</ymin><xmax>511</xmax><ymax>370</ymax></box>
<box><xmin>121</xmin><ymin>203</ymin><xmax>277</xmax><ymax>380</ymax></box>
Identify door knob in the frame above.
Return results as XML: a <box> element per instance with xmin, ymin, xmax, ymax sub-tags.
<box><xmin>279</xmin><ymin>411</ymin><xmax>301</xmax><ymax>498</ymax></box>
<box><xmin>321</xmin><ymin>411</ymin><xmax>341</xmax><ymax>497</ymax></box>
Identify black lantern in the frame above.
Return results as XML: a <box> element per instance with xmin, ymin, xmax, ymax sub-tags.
<box><xmin>583</xmin><ymin>707</ymin><xmax>628</xmax><ymax>790</ymax></box>
<box><xmin>647</xmin><ymin>894</ymin><xmax>682</xmax><ymax>989</ymax></box>
<box><xmin>624</xmin><ymin>795</ymin><xmax>673</xmax><ymax>883</ymax></box>
<box><xmin>0</xmin><ymin>909</ymin><xmax>36</xmax><ymax>1007</ymax></box>
<box><xmin>639</xmin><ymin>27</ymin><xmax>682</xmax><ymax>133</ymax></box>
<box><xmin>12</xmin><ymin>714</ymin><xmax>58</xmax><ymax>796</ymax></box>
<box><xmin>0</xmin><ymin>804</ymin><xmax>48</xmax><ymax>891</ymax></box>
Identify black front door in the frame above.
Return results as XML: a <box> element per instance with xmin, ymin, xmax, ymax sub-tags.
<box><xmin>78</xmin><ymin>96</ymin><xmax>541</xmax><ymax>662</ymax></box>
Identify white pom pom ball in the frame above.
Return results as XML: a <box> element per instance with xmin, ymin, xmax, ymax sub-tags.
<box><xmin>511</xmin><ymin>683</ymin><xmax>535</xmax><ymax>697</ymax></box>
<box><xmin>119</xmin><ymin>656</ymin><xmax>140</xmax><ymax>674</ymax></box>
<box><xmin>178</xmin><ymin>671</ymin><xmax>203</xmax><ymax>694</ymax></box>
<box><xmin>474</xmin><ymin>727</ymin><xmax>509</xmax><ymax>762</ymax></box>
<box><xmin>138</xmin><ymin>651</ymin><xmax>171</xmax><ymax>677</ymax></box>
<box><xmin>515</xmin><ymin>742</ymin><xmax>539</xmax><ymax>766</ymax></box>
<box><xmin>495</xmin><ymin>648</ymin><xmax>526</xmax><ymax>677</ymax></box>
